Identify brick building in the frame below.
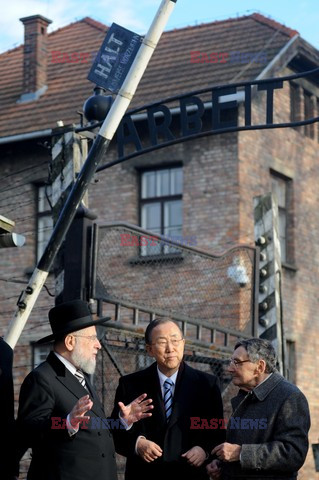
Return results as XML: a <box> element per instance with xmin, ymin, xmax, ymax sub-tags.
<box><xmin>0</xmin><ymin>12</ymin><xmax>318</xmax><ymax>479</ymax></box>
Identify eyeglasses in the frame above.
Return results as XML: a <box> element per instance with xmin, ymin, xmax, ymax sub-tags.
<box><xmin>151</xmin><ymin>338</ymin><xmax>184</xmax><ymax>349</ymax></box>
<box><xmin>72</xmin><ymin>334</ymin><xmax>99</xmax><ymax>342</ymax></box>
<box><xmin>227</xmin><ymin>358</ymin><xmax>252</xmax><ymax>368</ymax></box>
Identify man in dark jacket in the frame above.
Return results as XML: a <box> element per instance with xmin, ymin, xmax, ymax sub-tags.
<box><xmin>0</xmin><ymin>336</ymin><xmax>18</xmax><ymax>479</ymax></box>
<box><xmin>112</xmin><ymin>318</ymin><xmax>224</xmax><ymax>480</ymax></box>
<box><xmin>207</xmin><ymin>338</ymin><xmax>310</xmax><ymax>480</ymax></box>
<box><xmin>17</xmin><ymin>299</ymin><xmax>152</xmax><ymax>480</ymax></box>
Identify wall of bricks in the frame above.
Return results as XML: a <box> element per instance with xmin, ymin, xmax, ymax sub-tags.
<box><xmin>0</xmin><ymin>141</ymin><xmax>55</xmax><ymax>406</ymax></box>
<box><xmin>1</xmin><ymin>67</ymin><xmax>318</xmax><ymax>478</ymax></box>
<box><xmin>21</xmin><ymin>15</ymin><xmax>51</xmax><ymax>94</ymax></box>
<box><xmin>90</xmin><ymin>128</ymin><xmax>241</xmax><ymax>253</ymax></box>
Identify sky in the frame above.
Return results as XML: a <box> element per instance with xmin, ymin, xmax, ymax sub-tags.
<box><xmin>1</xmin><ymin>0</ymin><xmax>319</xmax><ymax>54</ymax></box>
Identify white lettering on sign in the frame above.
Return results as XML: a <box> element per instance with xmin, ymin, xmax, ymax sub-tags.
<box><xmin>108</xmin><ymin>33</ymin><xmax>124</xmax><ymax>49</ymax></box>
<box><xmin>95</xmin><ymin>63</ymin><xmax>111</xmax><ymax>79</ymax></box>
<box><xmin>94</xmin><ymin>33</ymin><xmax>124</xmax><ymax>79</ymax></box>
<box><xmin>121</xmin><ymin>35</ymin><xmax>139</xmax><ymax>65</ymax></box>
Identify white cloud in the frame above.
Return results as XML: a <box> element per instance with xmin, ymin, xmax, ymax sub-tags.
<box><xmin>1</xmin><ymin>0</ymin><xmax>318</xmax><ymax>54</ymax></box>
<box><xmin>0</xmin><ymin>0</ymin><xmax>159</xmax><ymax>53</ymax></box>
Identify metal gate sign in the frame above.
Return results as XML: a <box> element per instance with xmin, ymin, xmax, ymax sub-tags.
<box><xmin>88</xmin><ymin>23</ymin><xmax>142</xmax><ymax>93</ymax></box>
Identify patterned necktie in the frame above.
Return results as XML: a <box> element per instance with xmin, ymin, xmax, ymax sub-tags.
<box><xmin>74</xmin><ymin>369</ymin><xmax>88</xmax><ymax>391</ymax></box>
<box><xmin>163</xmin><ymin>379</ymin><xmax>173</xmax><ymax>422</ymax></box>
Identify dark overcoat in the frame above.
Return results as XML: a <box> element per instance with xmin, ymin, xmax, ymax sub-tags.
<box><xmin>112</xmin><ymin>361</ymin><xmax>225</xmax><ymax>480</ymax></box>
<box><xmin>17</xmin><ymin>352</ymin><xmax>117</xmax><ymax>480</ymax></box>
<box><xmin>0</xmin><ymin>337</ymin><xmax>17</xmax><ymax>479</ymax></box>
<box><xmin>222</xmin><ymin>371</ymin><xmax>310</xmax><ymax>480</ymax></box>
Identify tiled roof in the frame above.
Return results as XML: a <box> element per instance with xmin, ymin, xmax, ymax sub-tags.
<box><xmin>0</xmin><ymin>13</ymin><xmax>305</xmax><ymax>138</ymax></box>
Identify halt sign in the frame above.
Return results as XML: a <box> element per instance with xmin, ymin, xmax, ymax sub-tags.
<box><xmin>88</xmin><ymin>23</ymin><xmax>142</xmax><ymax>93</ymax></box>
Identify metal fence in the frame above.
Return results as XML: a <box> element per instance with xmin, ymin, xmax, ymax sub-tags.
<box><xmin>92</xmin><ymin>222</ymin><xmax>259</xmax><ymax>348</ymax></box>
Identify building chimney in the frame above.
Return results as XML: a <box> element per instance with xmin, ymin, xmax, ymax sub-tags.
<box><xmin>19</xmin><ymin>14</ymin><xmax>52</xmax><ymax>102</ymax></box>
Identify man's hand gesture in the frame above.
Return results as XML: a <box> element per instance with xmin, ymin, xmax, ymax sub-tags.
<box><xmin>136</xmin><ymin>437</ymin><xmax>162</xmax><ymax>463</ymax></box>
<box><xmin>69</xmin><ymin>395</ymin><xmax>93</xmax><ymax>431</ymax></box>
<box><xmin>181</xmin><ymin>446</ymin><xmax>207</xmax><ymax>466</ymax></box>
<box><xmin>118</xmin><ymin>393</ymin><xmax>153</xmax><ymax>426</ymax></box>
<box><xmin>211</xmin><ymin>442</ymin><xmax>241</xmax><ymax>462</ymax></box>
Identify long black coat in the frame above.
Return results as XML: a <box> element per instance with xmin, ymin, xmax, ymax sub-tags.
<box><xmin>222</xmin><ymin>372</ymin><xmax>310</xmax><ymax>480</ymax></box>
<box><xmin>112</xmin><ymin>361</ymin><xmax>224</xmax><ymax>480</ymax></box>
<box><xmin>17</xmin><ymin>352</ymin><xmax>117</xmax><ymax>480</ymax></box>
<box><xmin>0</xmin><ymin>337</ymin><xmax>17</xmax><ymax>479</ymax></box>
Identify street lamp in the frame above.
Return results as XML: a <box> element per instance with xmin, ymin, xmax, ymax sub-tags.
<box><xmin>83</xmin><ymin>86</ymin><xmax>113</xmax><ymax>123</ymax></box>
<box><xmin>0</xmin><ymin>215</ymin><xmax>25</xmax><ymax>248</ymax></box>
<box><xmin>227</xmin><ymin>257</ymin><xmax>249</xmax><ymax>288</ymax></box>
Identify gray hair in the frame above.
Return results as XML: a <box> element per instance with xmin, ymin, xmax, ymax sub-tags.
<box><xmin>234</xmin><ymin>338</ymin><xmax>277</xmax><ymax>373</ymax></box>
<box><xmin>145</xmin><ymin>318</ymin><xmax>183</xmax><ymax>345</ymax></box>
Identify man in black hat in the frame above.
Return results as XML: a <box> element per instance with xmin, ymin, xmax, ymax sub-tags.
<box><xmin>17</xmin><ymin>299</ymin><xmax>153</xmax><ymax>480</ymax></box>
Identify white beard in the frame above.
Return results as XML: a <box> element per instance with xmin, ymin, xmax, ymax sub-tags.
<box><xmin>71</xmin><ymin>347</ymin><xmax>96</xmax><ymax>374</ymax></box>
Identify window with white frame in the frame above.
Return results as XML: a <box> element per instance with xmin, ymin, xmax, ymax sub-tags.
<box><xmin>140</xmin><ymin>166</ymin><xmax>183</xmax><ymax>255</ymax></box>
<box><xmin>37</xmin><ymin>184</ymin><xmax>53</xmax><ymax>261</ymax></box>
<box><xmin>32</xmin><ymin>343</ymin><xmax>52</xmax><ymax>368</ymax></box>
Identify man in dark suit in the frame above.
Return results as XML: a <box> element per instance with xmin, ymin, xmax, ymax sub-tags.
<box><xmin>207</xmin><ymin>338</ymin><xmax>310</xmax><ymax>480</ymax></box>
<box><xmin>17</xmin><ymin>299</ymin><xmax>153</xmax><ymax>480</ymax></box>
<box><xmin>112</xmin><ymin>318</ymin><xmax>224</xmax><ymax>480</ymax></box>
<box><xmin>0</xmin><ymin>336</ymin><xmax>18</xmax><ymax>480</ymax></box>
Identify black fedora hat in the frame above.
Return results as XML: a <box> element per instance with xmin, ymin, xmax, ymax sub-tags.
<box><xmin>37</xmin><ymin>299</ymin><xmax>111</xmax><ymax>344</ymax></box>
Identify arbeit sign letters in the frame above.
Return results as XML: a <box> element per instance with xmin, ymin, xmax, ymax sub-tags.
<box><xmin>113</xmin><ymin>69</ymin><xmax>319</xmax><ymax>163</ymax></box>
